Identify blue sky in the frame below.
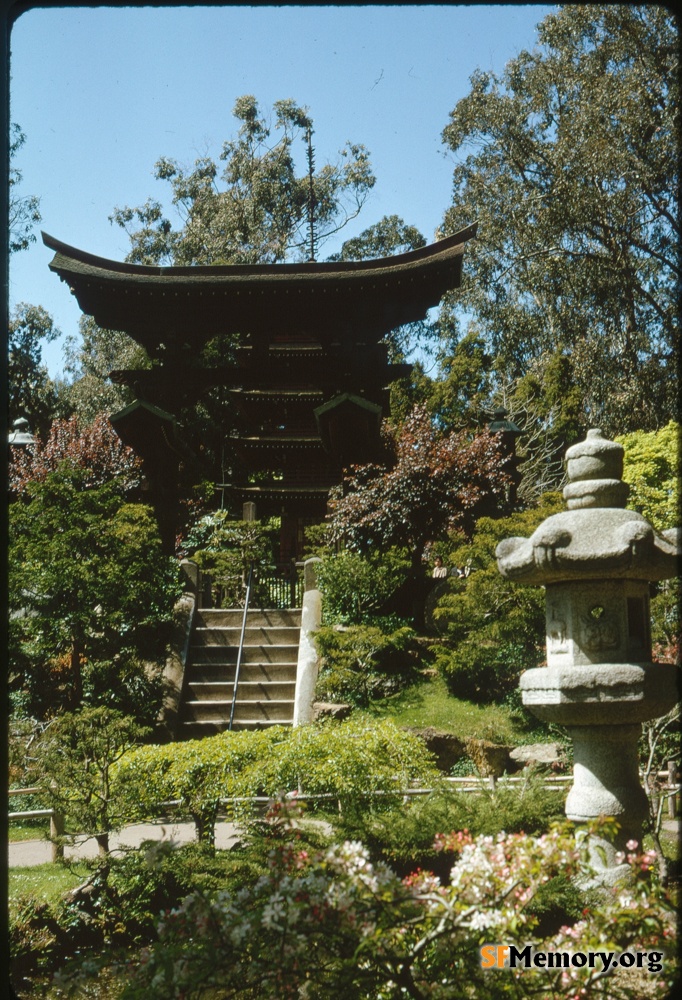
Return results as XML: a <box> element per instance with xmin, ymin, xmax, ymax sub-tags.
<box><xmin>9</xmin><ymin>3</ymin><xmax>555</xmax><ymax>377</ymax></box>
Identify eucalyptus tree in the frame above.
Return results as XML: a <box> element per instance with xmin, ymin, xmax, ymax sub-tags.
<box><xmin>110</xmin><ymin>95</ymin><xmax>377</xmax><ymax>265</ymax></box>
<box><xmin>440</xmin><ymin>4</ymin><xmax>679</xmax><ymax>439</ymax></box>
<box><xmin>9</xmin><ymin>124</ymin><xmax>41</xmax><ymax>254</ymax></box>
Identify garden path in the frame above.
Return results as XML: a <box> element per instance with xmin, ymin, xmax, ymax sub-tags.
<box><xmin>8</xmin><ymin>819</ymin><xmax>242</xmax><ymax>867</ymax></box>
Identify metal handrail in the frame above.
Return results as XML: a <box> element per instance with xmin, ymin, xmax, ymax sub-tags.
<box><xmin>229</xmin><ymin>562</ymin><xmax>253</xmax><ymax>731</ymax></box>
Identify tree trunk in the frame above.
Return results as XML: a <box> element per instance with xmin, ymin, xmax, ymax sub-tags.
<box><xmin>70</xmin><ymin>638</ymin><xmax>83</xmax><ymax>708</ymax></box>
<box><xmin>410</xmin><ymin>544</ymin><xmax>428</xmax><ymax>631</ymax></box>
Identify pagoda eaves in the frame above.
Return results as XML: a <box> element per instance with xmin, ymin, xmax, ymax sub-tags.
<box><xmin>42</xmin><ymin>226</ymin><xmax>476</xmax><ymax>356</ymax></box>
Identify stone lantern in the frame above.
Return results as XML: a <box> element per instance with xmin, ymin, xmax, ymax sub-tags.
<box><xmin>496</xmin><ymin>429</ymin><xmax>680</xmax><ymax>875</ymax></box>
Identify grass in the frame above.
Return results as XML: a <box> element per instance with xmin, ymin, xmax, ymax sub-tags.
<box><xmin>8</xmin><ymin>861</ymin><xmax>90</xmax><ymax>919</ymax></box>
<box><xmin>9</xmin><ymin>821</ymin><xmax>50</xmax><ymax>843</ymax></box>
<box><xmin>356</xmin><ymin>674</ymin><xmax>539</xmax><ymax>744</ymax></box>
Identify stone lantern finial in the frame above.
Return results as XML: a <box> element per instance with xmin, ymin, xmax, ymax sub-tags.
<box><xmin>563</xmin><ymin>428</ymin><xmax>629</xmax><ymax>510</ymax></box>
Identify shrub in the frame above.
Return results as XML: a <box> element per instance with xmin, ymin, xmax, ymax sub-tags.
<box><xmin>114</xmin><ymin>726</ymin><xmax>289</xmax><ymax>843</ymax></box>
<box><xmin>9</xmin><ymin>470</ymin><xmax>180</xmax><ymax>722</ymax></box>
<box><xmin>432</xmin><ymin>493</ymin><xmax>564</xmax><ymax>702</ymax></box>
<box><xmin>113</xmin><ymin>804</ymin><xmax>677</xmax><ymax>1000</ymax></box>
<box><xmin>315</xmin><ymin>547</ymin><xmax>412</xmax><ymax>624</ymax></box>
<box><xmin>314</xmin><ymin>622</ymin><xmax>421</xmax><ymax>706</ymax></box>
<box><xmin>336</xmin><ymin>778</ymin><xmax>567</xmax><ymax>877</ymax></box>
<box><xmin>182</xmin><ymin>513</ymin><xmax>280</xmax><ymax>608</ymax></box>
<box><xmin>433</xmin><ymin>639</ymin><xmax>532</xmax><ymax>703</ymax></box>
<box><xmin>35</xmin><ymin>707</ymin><xmax>150</xmax><ymax>856</ymax></box>
<box><xmin>251</xmin><ymin>717</ymin><xmax>438</xmax><ymax>804</ymax></box>
<box><xmin>114</xmin><ymin>719</ymin><xmax>439</xmax><ymax>843</ymax></box>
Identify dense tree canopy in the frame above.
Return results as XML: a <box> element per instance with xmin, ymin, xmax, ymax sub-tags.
<box><xmin>60</xmin><ymin>316</ymin><xmax>149</xmax><ymax>425</ymax></box>
<box><xmin>440</xmin><ymin>4</ymin><xmax>679</xmax><ymax>438</ymax></box>
<box><xmin>9</xmin><ymin>464</ymin><xmax>179</xmax><ymax>720</ymax></box>
<box><xmin>617</xmin><ymin>421</ymin><xmax>680</xmax><ymax>533</ymax></box>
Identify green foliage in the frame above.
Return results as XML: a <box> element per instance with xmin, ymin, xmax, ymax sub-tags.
<box><xmin>315</xmin><ymin>547</ymin><xmax>412</xmax><ymax>624</ymax></box>
<box><xmin>426</xmin><ymin>328</ymin><xmax>494</xmax><ymax>433</ymax></box>
<box><xmin>432</xmin><ymin>639</ymin><xmax>532</xmax><ymax>704</ymax></box>
<box><xmin>314</xmin><ymin>623</ymin><xmax>421</xmax><ymax>706</ymax></box>
<box><xmin>35</xmin><ymin>708</ymin><xmax>150</xmax><ymax>854</ymax></box>
<box><xmin>9</xmin><ymin>463</ymin><xmax>180</xmax><ymax>720</ymax></box>
<box><xmin>337</xmin><ymin>779</ymin><xmax>567</xmax><ymax>875</ymax></box>
<box><xmin>432</xmin><ymin>492</ymin><xmax>564</xmax><ymax>702</ymax></box>
<box><xmin>182</xmin><ymin>511</ymin><xmax>280</xmax><ymax>608</ymax></box>
<box><xmin>9</xmin><ymin>123</ymin><xmax>41</xmax><ymax>254</ymax></box>
<box><xmin>329</xmin><ymin>213</ymin><xmax>426</xmax><ymax>261</ymax></box>
<box><xmin>61</xmin><ymin>315</ymin><xmax>150</xmax><ymax>425</ymax></box>
<box><xmin>8</xmin><ymin>845</ymin><xmax>265</xmax><ymax>991</ymax></box>
<box><xmin>114</xmin><ymin>719</ymin><xmax>439</xmax><ymax>844</ymax></box>
<box><xmin>301</xmin><ymin>520</ymin><xmax>336</xmax><ymax>558</ymax></box>
<box><xmin>440</xmin><ymin>4</ymin><xmax>678</xmax><ymax>435</ymax></box>
<box><xmin>110</xmin><ymin>95</ymin><xmax>376</xmax><ymax>266</ymax></box>
<box><xmin>8</xmin><ymin>302</ymin><xmax>60</xmax><ymax>440</ymax></box>
<box><xmin>617</xmin><ymin>421</ymin><xmax>680</xmax><ymax>532</ymax></box>
<box><xmin>524</xmin><ymin>873</ymin><xmax>593</xmax><ymax>938</ymax></box>
<box><xmin>255</xmin><ymin>719</ymin><xmax>438</xmax><ymax>802</ymax></box>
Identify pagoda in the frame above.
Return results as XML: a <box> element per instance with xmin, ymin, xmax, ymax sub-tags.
<box><xmin>43</xmin><ymin>226</ymin><xmax>477</xmax><ymax>558</ymax></box>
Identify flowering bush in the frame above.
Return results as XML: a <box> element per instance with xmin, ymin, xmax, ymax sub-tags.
<box><xmin>112</xmin><ymin>800</ymin><xmax>677</xmax><ymax>1000</ymax></box>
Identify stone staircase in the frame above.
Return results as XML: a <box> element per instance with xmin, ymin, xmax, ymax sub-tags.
<box><xmin>178</xmin><ymin>607</ymin><xmax>302</xmax><ymax>737</ymax></box>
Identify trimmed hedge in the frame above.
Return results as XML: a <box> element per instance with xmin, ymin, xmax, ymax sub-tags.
<box><xmin>114</xmin><ymin>718</ymin><xmax>439</xmax><ymax>843</ymax></box>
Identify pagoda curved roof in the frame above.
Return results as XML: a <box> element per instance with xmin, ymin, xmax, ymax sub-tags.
<box><xmin>42</xmin><ymin>225</ymin><xmax>476</xmax><ymax>355</ymax></box>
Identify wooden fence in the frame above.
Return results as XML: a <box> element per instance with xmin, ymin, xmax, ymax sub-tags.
<box><xmin>8</xmin><ymin>766</ymin><xmax>679</xmax><ymax>860</ymax></box>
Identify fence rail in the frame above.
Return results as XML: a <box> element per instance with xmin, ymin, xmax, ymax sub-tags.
<box><xmin>8</xmin><ymin>768</ymin><xmax>679</xmax><ymax>859</ymax></box>
<box><xmin>199</xmin><ymin>562</ymin><xmax>304</xmax><ymax>610</ymax></box>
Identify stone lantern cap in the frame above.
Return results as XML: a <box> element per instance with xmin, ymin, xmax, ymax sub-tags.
<box><xmin>496</xmin><ymin>429</ymin><xmax>680</xmax><ymax>585</ymax></box>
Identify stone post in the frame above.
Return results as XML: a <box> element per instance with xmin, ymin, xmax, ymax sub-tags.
<box><xmin>293</xmin><ymin>558</ymin><xmax>323</xmax><ymax>726</ymax></box>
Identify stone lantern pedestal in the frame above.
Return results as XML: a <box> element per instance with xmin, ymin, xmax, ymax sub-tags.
<box><xmin>496</xmin><ymin>429</ymin><xmax>679</xmax><ymax>877</ymax></box>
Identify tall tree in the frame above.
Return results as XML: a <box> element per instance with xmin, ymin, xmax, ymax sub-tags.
<box><xmin>8</xmin><ymin>303</ymin><xmax>60</xmax><ymax>437</ymax></box>
<box><xmin>61</xmin><ymin>316</ymin><xmax>150</xmax><ymax>425</ymax></box>
<box><xmin>110</xmin><ymin>96</ymin><xmax>376</xmax><ymax>265</ymax></box>
<box><xmin>9</xmin><ymin>124</ymin><xmax>41</xmax><ymax>254</ymax></box>
<box><xmin>439</xmin><ymin>4</ymin><xmax>679</xmax><ymax>437</ymax></box>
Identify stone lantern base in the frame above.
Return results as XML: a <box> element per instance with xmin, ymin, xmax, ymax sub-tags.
<box><xmin>520</xmin><ymin>661</ymin><xmax>679</xmax><ymax>876</ymax></box>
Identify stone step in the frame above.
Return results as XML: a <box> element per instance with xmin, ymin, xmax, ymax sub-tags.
<box><xmin>192</xmin><ymin>626</ymin><xmax>301</xmax><ymax>646</ymax></box>
<box><xmin>182</xmin><ymin>699</ymin><xmax>295</xmax><ymax>723</ymax></box>
<box><xmin>190</xmin><ymin>644</ymin><xmax>299</xmax><ymax>665</ymax></box>
<box><xmin>185</xmin><ymin>681</ymin><xmax>296</xmax><ymax>702</ymax></box>
<box><xmin>179</xmin><ymin>718</ymin><xmax>292</xmax><ymax>737</ymax></box>
<box><xmin>195</xmin><ymin>608</ymin><xmax>301</xmax><ymax>629</ymax></box>
<box><xmin>186</xmin><ymin>662</ymin><xmax>297</xmax><ymax>684</ymax></box>
<box><xmin>178</xmin><ymin>606</ymin><xmax>302</xmax><ymax>736</ymax></box>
